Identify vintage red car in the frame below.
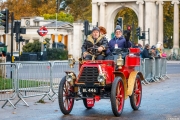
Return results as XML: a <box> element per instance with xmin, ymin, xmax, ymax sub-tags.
<box><xmin>58</xmin><ymin>47</ymin><xmax>144</xmax><ymax>117</ymax></box>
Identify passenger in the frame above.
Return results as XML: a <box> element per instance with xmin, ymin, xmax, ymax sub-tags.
<box><xmin>81</xmin><ymin>27</ymin><xmax>108</xmax><ymax>60</ymax></box>
<box><xmin>108</xmin><ymin>25</ymin><xmax>132</xmax><ymax>53</ymax></box>
<box><xmin>98</xmin><ymin>26</ymin><xmax>110</xmax><ymax>41</ymax></box>
<box><xmin>98</xmin><ymin>26</ymin><xmax>113</xmax><ymax>60</ymax></box>
<box><xmin>142</xmin><ymin>44</ymin><xmax>154</xmax><ymax>59</ymax></box>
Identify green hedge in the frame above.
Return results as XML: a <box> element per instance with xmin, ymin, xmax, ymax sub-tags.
<box><xmin>47</xmin><ymin>48</ymin><xmax>68</xmax><ymax>60</ymax></box>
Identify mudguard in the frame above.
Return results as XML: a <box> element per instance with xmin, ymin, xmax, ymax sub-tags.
<box><xmin>127</xmin><ymin>71</ymin><xmax>144</xmax><ymax>96</ymax></box>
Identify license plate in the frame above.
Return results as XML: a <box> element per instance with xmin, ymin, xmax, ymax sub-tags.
<box><xmin>81</xmin><ymin>88</ymin><xmax>97</xmax><ymax>93</ymax></box>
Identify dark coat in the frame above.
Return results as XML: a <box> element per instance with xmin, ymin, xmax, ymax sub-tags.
<box><xmin>142</xmin><ymin>48</ymin><xmax>152</xmax><ymax>59</ymax></box>
<box><xmin>82</xmin><ymin>34</ymin><xmax>108</xmax><ymax>54</ymax></box>
<box><xmin>108</xmin><ymin>36</ymin><xmax>131</xmax><ymax>52</ymax></box>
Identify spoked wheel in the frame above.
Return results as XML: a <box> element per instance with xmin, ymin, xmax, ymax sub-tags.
<box><xmin>129</xmin><ymin>75</ymin><xmax>142</xmax><ymax>110</ymax></box>
<box><xmin>58</xmin><ymin>76</ymin><xmax>74</xmax><ymax>115</ymax></box>
<box><xmin>83</xmin><ymin>98</ymin><xmax>95</xmax><ymax>109</ymax></box>
<box><xmin>111</xmin><ymin>77</ymin><xmax>125</xmax><ymax>117</ymax></box>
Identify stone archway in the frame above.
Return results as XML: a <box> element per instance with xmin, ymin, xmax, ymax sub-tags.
<box><xmin>105</xmin><ymin>3</ymin><xmax>139</xmax><ymax>42</ymax></box>
<box><xmin>92</xmin><ymin>0</ymin><xmax>179</xmax><ymax>51</ymax></box>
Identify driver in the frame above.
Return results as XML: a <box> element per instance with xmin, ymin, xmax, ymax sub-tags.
<box><xmin>108</xmin><ymin>25</ymin><xmax>131</xmax><ymax>53</ymax></box>
<box><xmin>82</xmin><ymin>27</ymin><xmax>108</xmax><ymax>60</ymax></box>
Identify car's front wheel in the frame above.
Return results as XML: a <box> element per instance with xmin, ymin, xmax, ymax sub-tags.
<box><xmin>111</xmin><ymin>77</ymin><xmax>125</xmax><ymax>117</ymax></box>
<box><xmin>58</xmin><ymin>76</ymin><xmax>74</xmax><ymax>115</ymax></box>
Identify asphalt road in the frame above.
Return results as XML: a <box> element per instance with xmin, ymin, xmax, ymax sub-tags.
<box><xmin>0</xmin><ymin>63</ymin><xmax>180</xmax><ymax>120</ymax></box>
<box><xmin>167</xmin><ymin>63</ymin><xmax>180</xmax><ymax>74</ymax></box>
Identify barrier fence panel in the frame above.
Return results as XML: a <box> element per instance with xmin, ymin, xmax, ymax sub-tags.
<box><xmin>154</xmin><ymin>58</ymin><xmax>161</xmax><ymax>82</ymax></box>
<box><xmin>143</xmin><ymin>58</ymin><xmax>155</xmax><ymax>83</ymax></box>
<box><xmin>0</xmin><ymin>57</ymin><xmax>169</xmax><ymax>109</ymax></box>
<box><xmin>50</xmin><ymin>61</ymin><xmax>79</xmax><ymax>98</ymax></box>
<box><xmin>135</xmin><ymin>59</ymin><xmax>147</xmax><ymax>85</ymax></box>
<box><xmin>151</xmin><ymin>58</ymin><xmax>159</xmax><ymax>82</ymax></box>
<box><xmin>15</xmin><ymin>62</ymin><xmax>52</xmax><ymax>106</ymax></box>
<box><xmin>0</xmin><ymin>63</ymin><xmax>17</xmax><ymax>108</ymax></box>
<box><xmin>160</xmin><ymin>58</ymin><xmax>169</xmax><ymax>79</ymax></box>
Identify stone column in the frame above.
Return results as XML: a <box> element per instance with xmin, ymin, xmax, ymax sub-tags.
<box><xmin>67</xmin><ymin>31</ymin><xmax>73</xmax><ymax>55</ymax></box>
<box><xmin>156</xmin><ymin>1</ymin><xmax>164</xmax><ymax>45</ymax></box>
<box><xmin>73</xmin><ymin>22</ymin><xmax>83</xmax><ymax>60</ymax></box>
<box><xmin>92</xmin><ymin>2</ymin><xmax>98</xmax><ymax>26</ymax></box>
<box><xmin>136</xmin><ymin>1</ymin><xmax>144</xmax><ymax>45</ymax></box>
<box><xmin>172</xmin><ymin>0</ymin><xmax>179</xmax><ymax>49</ymax></box>
<box><xmin>145</xmin><ymin>1</ymin><xmax>156</xmax><ymax>45</ymax></box>
<box><xmin>98</xmin><ymin>2</ymin><xmax>106</xmax><ymax>27</ymax></box>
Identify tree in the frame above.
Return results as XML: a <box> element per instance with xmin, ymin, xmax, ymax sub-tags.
<box><xmin>59</xmin><ymin>0</ymin><xmax>73</xmax><ymax>10</ymax></box>
<box><xmin>36</xmin><ymin>0</ymin><xmax>56</xmax><ymax>16</ymax></box>
<box><xmin>22</xmin><ymin>40</ymin><xmax>41</xmax><ymax>52</ymax></box>
<box><xmin>3</xmin><ymin>0</ymin><xmax>34</xmax><ymax>20</ymax></box>
<box><xmin>43</xmin><ymin>11</ymin><xmax>74</xmax><ymax>23</ymax></box>
<box><xmin>2</xmin><ymin>0</ymin><xmax>56</xmax><ymax>20</ymax></box>
<box><xmin>44</xmin><ymin>38</ymin><xmax>51</xmax><ymax>48</ymax></box>
<box><xmin>163</xmin><ymin>2</ymin><xmax>174</xmax><ymax>48</ymax></box>
<box><xmin>64</xmin><ymin>0</ymin><xmax>92</xmax><ymax>22</ymax></box>
<box><xmin>47</xmin><ymin>48</ymin><xmax>68</xmax><ymax>60</ymax></box>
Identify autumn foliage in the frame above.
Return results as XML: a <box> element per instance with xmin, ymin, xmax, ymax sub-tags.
<box><xmin>1</xmin><ymin>0</ymin><xmax>179</xmax><ymax>47</ymax></box>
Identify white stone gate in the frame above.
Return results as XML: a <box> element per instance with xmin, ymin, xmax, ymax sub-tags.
<box><xmin>92</xmin><ymin>0</ymin><xmax>179</xmax><ymax>49</ymax></box>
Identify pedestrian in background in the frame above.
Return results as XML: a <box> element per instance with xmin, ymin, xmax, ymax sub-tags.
<box><xmin>150</xmin><ymin>45</ymin><xmax>157</xmax><ymax>58</ymax></box>
<box><xmin>142</xmin><ymin>44</ymin><xmax>153</xmax><ymax>59</ymax></box>
<box><xmin>156</xmin><ymin>42</ymin><xmax>163</xmax><ymax>57</ymax></box>
<box><xmin>132</xmin><ymin>42</ymin><xmax>139</xmax><ymax>48</ymax></box>
<box><xmin>156</xmin><ymin>42</ymin><xmax>167</xmax><ymax>58</ymax></box>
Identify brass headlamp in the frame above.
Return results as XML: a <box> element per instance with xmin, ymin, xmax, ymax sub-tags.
<box><xmin>66</xmin><ymin>72</ymin><xmax>75</xmax><ymax>86</ymax></box>
<box><xmin>117</xmin><ymin>54</ymin><xmax>124</xmax><ymax>69</ymax></box>
<box><xmin>68</xmin><ymin>54</ymin><xmax>75</xmax><ymax>68</ymax></box>
<box><xmin>97</xmin><ymin>73</ymin><xmax>106</xmax><ymax>86</ymax></box>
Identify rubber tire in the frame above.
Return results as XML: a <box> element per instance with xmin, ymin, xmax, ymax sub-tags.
<box><xmin>111</xmin><ymin>77</ymin><xmax>125</xmax><ymax>117</ymax></box>
<box><xmin>83</xmin><ymin>98</ymin><xmax>95</xmax><ymax>109</ymax></box>
<box><xmin>129</xmin><ymin>75</ymin><xmax>142</xmax><ymax>110</ymax></box>
<box><xmin>58</xmin><ymin>76</ymin><xmax>74</xmax><ymax>115</ymax></box>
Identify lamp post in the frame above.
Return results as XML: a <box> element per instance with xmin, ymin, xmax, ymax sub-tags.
<box><xmin>55</xmin><ymin>0</ymin><xmax>60</xmax><ymax>48</ymax></box>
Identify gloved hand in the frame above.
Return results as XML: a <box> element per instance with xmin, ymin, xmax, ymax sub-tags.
<box><xmin>123</xmin><ymin>30</ymin><xmax>131</xmax><ymax>41</ymax></box>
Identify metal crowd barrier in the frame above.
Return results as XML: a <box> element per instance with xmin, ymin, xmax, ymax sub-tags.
<box><xmin>0</xmin><ymin>58</ymin><xmax>168</xmax><ymax>109</ymax></box>
<box><xmin>143</xmin><ymin>58</ymin><xmax>154</xmax><ymax>83</ymax></box>
<box><xmin>50</xmin><ymin>61</ymin><xmax>79</xmax><ymax>98</ymax></box>
<box><xmin>14</xmin><ymin>61</ymin><xmax>52</xmax><ymax>107</ymax></box>
<box><xmin>139</xmin><ymin>58</ymin><xmax>169</xmax><ymax>84</ymax></box>
<box><xmin>135</xmin><ymin>59</ymin><xmax>148</xmax><ymax>85</ymax></box>
<box><xmin>0</xmin><ymin>63</ymin><xmax>17</xmax><ymax>108</ymax></box>
<box><xmin>160</xmin><ymin>58</ymin><xmax>169</xmax><ymax>79</ymax></box>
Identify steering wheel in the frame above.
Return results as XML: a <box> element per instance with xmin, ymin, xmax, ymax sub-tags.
<box><xmin>87</xmin><ymin>46</ymin><xmax>101</xmax><ymax>56</ymax></box>
<box><xmin>112</xmin><ymin>48</ymin><xmax>129</xmax><ymax>59</ymax></box>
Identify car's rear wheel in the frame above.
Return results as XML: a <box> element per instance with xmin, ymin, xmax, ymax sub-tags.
<box><xmin>129</xmin><ymin>75</ymin><xmax>142</xmax><ymax>110</ymax></box>
<box><xmin>58</xmin><ymin>76</ymin><xmax>74</xmax><ymax>115</ymax></box>
<box><xmin>111</xmin><ymin>77</ymin><xmax>125</xmax><ymax>117</ymax></box>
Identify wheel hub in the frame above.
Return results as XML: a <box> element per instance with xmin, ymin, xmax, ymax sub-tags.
<box><xmin>135</xmin><ymin>89</ymin><xmax>141</xmax><ymax>94</ymax></box>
